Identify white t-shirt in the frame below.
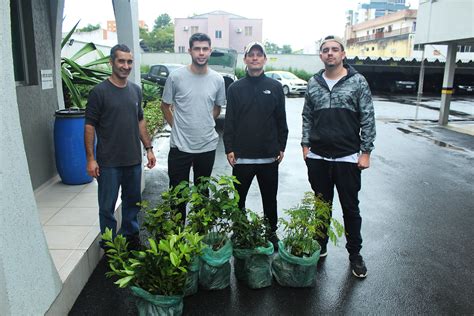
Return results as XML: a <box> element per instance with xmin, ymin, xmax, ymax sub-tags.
<box><xmin>162</xmin><ymin>66</ymin><xmax>226</xmax><ymax>153</ymax></box>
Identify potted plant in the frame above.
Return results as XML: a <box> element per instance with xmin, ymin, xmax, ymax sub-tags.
<box><xmin>271</xmin><ymin>192</ymin><xmax>345</xmax><ymax>287</ymax></box>
<box><xmin>187</xmin><ymin>175</ymin><xmax>239</xmax><ymax>290</ymax></box>
<box><xmin>54</xmin><ymin>21</ymin><xmax>110</xmax><ymax>184</ymax></box>
<box><xmin>231</xmin><ymin>209</ymin><xmax>274</xmax><ymax>289</ymax></box>
<box><xmin>140</xmin><ymin>182</ymin><xmax>200</xmax><ymax>297</ymax></box>
<box><xmin>102</xmin><ymin>227</ymin><xmax>204</xmax><ymax>316</ymax></box>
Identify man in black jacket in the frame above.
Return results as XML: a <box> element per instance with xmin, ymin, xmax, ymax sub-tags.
<box><xmin>223</xmin><ymin>42</ymin><xmax>288</xmax><ymax>250</ymax></box>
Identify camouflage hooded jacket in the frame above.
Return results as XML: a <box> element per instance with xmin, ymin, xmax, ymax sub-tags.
<box><xmin>301</xmin><ymin>65</ymin><xmax>376</xmax><ymax>158</ymax></box>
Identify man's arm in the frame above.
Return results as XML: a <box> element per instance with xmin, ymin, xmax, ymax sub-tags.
<box><xmin>223</xmin><ymin>86</ymin><xmax>236</xmax><ymax>167</ymax></box>
<box><xmin>84</xmin><ymin>124</ymin><xmax>99</xmax><ymax>177</ymax></box>
<box><xmin>301</xmin><ymin>80</ymin><xmax>315</xmax><ymax>160</ymax></box>
<box><xmin>276</xmin><ymin>85</ymin><xmax>288</xmax><ymax>163</ymax></box>
<box><xmin>357</xmin><ymin>76</ymin><xmax>376</xmax><ymax>169</ymax></box>
<box><xmin>213</xmin><ymin>105</ymin><xmax>221</xmax><ymax>119</ymax></box>
<box><xmin>160</xmin><ymin>101</ymin><xmax>174</xmax><ymax>127</ymax></box>
<box><xmin>138</xmin><ymin>119</ymin><xmax>156</xmax><ymax>169</ymax></box>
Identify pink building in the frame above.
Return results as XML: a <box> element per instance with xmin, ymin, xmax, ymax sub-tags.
<box><xmin>174</xmin><ymin>11</ymin><xmax>262</xmax><ymax>53</ymax></box>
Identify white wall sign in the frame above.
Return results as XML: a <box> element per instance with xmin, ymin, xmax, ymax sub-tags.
<box><xmin>41</xmin><ymin>69</ymin><xmax>54</xmax><ymax>90</ymax></box>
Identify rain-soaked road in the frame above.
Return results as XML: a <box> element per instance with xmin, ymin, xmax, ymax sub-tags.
<box><xmin>70</xmin><ymin>95</ymin><xmax>474</xmax><ymax>315</ymax></box>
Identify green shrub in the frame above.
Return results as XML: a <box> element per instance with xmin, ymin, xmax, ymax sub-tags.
<box><xmin>143</xmin><ymin>99</ymin><xmax>165</xmax><ymax>137</ymax></box>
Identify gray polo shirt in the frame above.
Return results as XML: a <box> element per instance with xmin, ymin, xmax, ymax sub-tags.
<box><xmin>162</xmin><ymin>66</ymin><xmax>226</xmax><ymax>153</ymax></box>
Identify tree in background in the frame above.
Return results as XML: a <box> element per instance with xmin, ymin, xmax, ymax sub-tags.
<box><xmin>77</xmin><ymin>23</ymin><xmax>100</xmax><ymax>32</ymax></box>
<box><xmin>264</xmin><ymin>41</ymin><xmax>293</xmax><ymax>54</ymax></box>
<box><xmin>140</xmin><ymin>13</ymin><xmax>174</xmax><ymax>52</ymax></box>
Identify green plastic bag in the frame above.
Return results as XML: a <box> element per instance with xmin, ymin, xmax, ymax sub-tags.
<box><xmin>199</xmin><ymin>233</ymin><xmax>233</xmax><ymax>290</ymax></box>
<box><xmin>183</xmin><ymin>256</ymin><xmax>200</xmax><ymax>296</ymax></box>
<box><xmin>131</xmin><ymin>286</ymin><xmax>183</xmax><ymax>316</ymax></box>
<box><xmin>271</xmin><ymin>240</ymin><xmax>320</xmax><ymax>287</ymax></box>
<box><xmin>233</xmin><ymin>241</ymin><xmax>274</xmax><ymax>289</ymax></box>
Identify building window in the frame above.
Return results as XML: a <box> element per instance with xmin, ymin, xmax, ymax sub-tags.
<box><xmin>178</xmin><ymin>46</ymin><xmax>185</xmax><ymax>53</ymax></box>
<box><xmin>245</xmin><ymin>26</ymin><xmax>252</xmax><ymax>36</ymax></box>
<box><xmin>10</xmin><ymin>0</ymin><xmax>37</xmax><ymax>84</ymax></box>
<box><xmin>458</xmin><ymin>45</ymin><xmax>472</xmax><ymax>53</ymax></box>
<box><xmin>413</xmin><ymin>44</ymin><xmax>424</xmax><ymax>51</ymax></box>
<box><xmin>372</xmin><ymin>47</ymin><xmax>375</xmax><ymax>51</ymax></box>
<box><xmin>215</xmin><ymin>30</ymin><xmax>222</xmax><ymax>39</ymax></box>
<box><xmin>191</xmin><ymin>26</ymin><xmax>199</xmax><ymax>34</ymax></box>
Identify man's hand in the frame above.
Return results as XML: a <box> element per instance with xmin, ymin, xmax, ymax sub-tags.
<box><xmin>277</xmin><ymin>151</ymin><xmax>285</xmax><ymax>163</ymax></box>
<box><xmin>358</xmin><ymin>153</ymin><xmax>371</xmax><ymax>170</ymax></box>
<box><xmin>146</xmin><ymin>150</ymin><xmax>156</xmax><ymax>169</ymax></box>
<box><xmin>302</xmin><ymin>146</ymin><xmax>310</xmax><ymax>160</ymax></box>
<box><xmin>87</xmin><ymin>160</ymin><xmax>100</xmax><ymax>178</ymax></box>
<box><xmin>227</xmin><ymin>152</ymin><xmax>236</xmax><ymax>167</ymax></box>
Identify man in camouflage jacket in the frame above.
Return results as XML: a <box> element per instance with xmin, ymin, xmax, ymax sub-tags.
<box><xmin>301</xmin><ymin>36</ymin><xmax>376</xmax><ymax>278</ymax></box>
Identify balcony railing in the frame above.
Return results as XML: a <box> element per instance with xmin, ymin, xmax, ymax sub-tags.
<box><xmin>347</xmin><ymin>27</ymin><xmax>412</xmax><ymax>45</ymax></box>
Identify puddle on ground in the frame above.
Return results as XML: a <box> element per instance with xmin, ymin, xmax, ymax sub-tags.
<box><xmin>396</xmin><ymin>127</ymin><xmax>465</xmax><ymax>151</ymax></box>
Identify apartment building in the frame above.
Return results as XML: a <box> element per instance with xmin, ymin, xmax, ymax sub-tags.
<box><xmin>344</xmin><ymin>9</ymin><xmax>417</xmax><ymax>58</ymax></box>
<box><xmin>174</xmin><ymin>10</ymin><xmax>262</xmax><ymax>53</ymax></box>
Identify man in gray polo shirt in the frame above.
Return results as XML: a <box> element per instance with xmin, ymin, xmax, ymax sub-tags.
<box><xmin>161</xmin><ymin>33</ymin><xmax>226</xmax><ymax>221</ymax></box>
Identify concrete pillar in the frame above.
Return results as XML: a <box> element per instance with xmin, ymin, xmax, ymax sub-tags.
<box><xmin>112</xmin><ymin>0</ymin><xmax>146</xmax><ymax>190</ymax></box>
<box><xmin>112</xmin><ymin>0</ymin><xmax>141</xmax><ymax>85</ymax></box>
<box><xmin>0</xmin><ymin>1</ymin><xmax>62</xmax><ymax>314</ymax></box>
<box><xmin>438</xmin><ymin>43</ymin><xmax>457</xmax><ymax>126</ymax></box>
<box><xmin>49</xmin><ymin>0</ymin><xmax>66</xmax><ymax>109</ymax></box>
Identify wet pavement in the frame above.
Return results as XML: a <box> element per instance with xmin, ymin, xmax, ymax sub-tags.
<box><xmin>70</xmin><ymin>95</ymin><xmax>474</xmax><ymax>315</ymax></box>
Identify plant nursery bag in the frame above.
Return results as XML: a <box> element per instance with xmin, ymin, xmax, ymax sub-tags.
<box><xmin>183</xmin><ymin>255</ymin><xmax>200</xmax><ymax>296</ymax></box>
<box><xmin>199</xmin><ymin>233</ymin><xmax>233</xmax><ymax>290</ymax></box>
<box><xmin>233</xmin><ymin>241</ymin><xmax>274</xmax><ymax>289</ymax></box>
<box><xmin>131</xmin><ymin>286</ymin><xmax>183</xmax><ymax>316</ymax></box>
<box><xmin>271</xmin><ymin>240</ymin><xmax>320</xmax><ymax>287</ymax></box>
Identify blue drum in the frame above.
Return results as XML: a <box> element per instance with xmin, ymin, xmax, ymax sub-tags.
<box><xmin>54</xmin><ymin>109</ymin><xmax>92</xmax><ymax>185</ymax></box>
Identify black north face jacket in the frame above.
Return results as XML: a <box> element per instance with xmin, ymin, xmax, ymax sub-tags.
<box><xmin>224</xmin><ymin>72</ymin><xmax>288</xmax><ymax>159</ymax></box>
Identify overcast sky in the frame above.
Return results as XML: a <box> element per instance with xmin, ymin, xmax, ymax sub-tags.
<box><xmin>63</xmin><ymin>0</ymin><xmax>419</xmax><ymax>50</ymax></box>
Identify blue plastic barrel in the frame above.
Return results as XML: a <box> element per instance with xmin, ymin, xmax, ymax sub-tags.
<box><xmin>54</xmin><ymin>109</ymin><xmax>92</xmax><ymax>185</ymax></box>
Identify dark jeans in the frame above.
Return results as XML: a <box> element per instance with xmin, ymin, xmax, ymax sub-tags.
<box><xmin>305</xmin><ymin>158</ymin><xmax>362</xmax><ymax>255</ymax></box>
<box><xmin>97</xmin><ymin>164</ymin><xmax>142</xmax><ymax>239</ymax></box>
<box><xmin>232</xmin><ymin>161</ymin><xmax>279</xmax><ymax>232</ymax></box>
<box><xmin>167</xmin><ymin>147</ymin><xmax>216</xmax><ymax>220</ymax></box>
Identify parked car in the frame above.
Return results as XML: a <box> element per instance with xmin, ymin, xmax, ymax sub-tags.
<box><xmin>455</xmin><ymin>82</ymin><xmax>474</xmax><ymax>94</ymax></box>
<box><xmin>209</xmin><ymin>48</ymin><xmax>238</xmax><ymax>119</ymax></box>
<box><xmin>141</xmin><ymin>63</ymin><xmax>184</xmax><ymax>86</ymax></box>
<box><xmin>389</xmin><ymin>80</ymin><xmax>417</xmax><ymax>93</ymax></box>
<box><xmin>265</xmin><ymin>71</ymin><xmax>308</xmax><ymax>96</ymax></box>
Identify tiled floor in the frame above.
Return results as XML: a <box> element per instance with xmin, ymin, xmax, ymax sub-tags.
<box><xmin>35</xmin><ymin>178</ymin><xmax>116</xmax><ymax>282</ymax></box>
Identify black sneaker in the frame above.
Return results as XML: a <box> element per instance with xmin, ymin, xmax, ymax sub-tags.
<box><xmin>269</xmin><ymin>234</ymin><xmax>279</xmax><ymax>252</ymax></box>
<box><xmin>349</xmin><ymin>254</ymin><xmax>367</xmax><ymax>278</ymax></box>
<box><xmin>319</xmin><ymin>244</ymin><xmax>327</xmax><ymax>258</ymax></box>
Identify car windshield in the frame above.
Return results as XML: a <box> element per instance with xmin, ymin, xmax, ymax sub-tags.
<box><xmin>280</xmin><ymin>72</ymin><xmax>298</xmax><ymax>80</ymax></box>
<box><xmin>209</xmin><ymin>49</ymin><xmax>237</xmax><ymax>68</ymax></box>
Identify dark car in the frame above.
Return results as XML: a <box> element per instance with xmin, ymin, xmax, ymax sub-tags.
<box><xmin>141</xmin><ymin>63</ymin><xmax>184</xmax><ymax>86</ymax></box>
<box><xmin>455</xmin><ymin>82</ymin><xmax>474</xmax><ymax>94</ymax></box>
<box><xmin>389</xmin><ymin>80</ymin><xmax>417</xmax><ymax>93</ymax></box>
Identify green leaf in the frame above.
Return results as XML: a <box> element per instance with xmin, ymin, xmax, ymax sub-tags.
<box><xmin>170</xmin><ymin>252</ymin><xmax>179</xmax><ymax>267</ymax></box>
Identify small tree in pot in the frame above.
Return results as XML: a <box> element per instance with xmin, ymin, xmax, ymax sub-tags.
<box><xmin>102</xmin><ymin>228</ymin><xmax>204</xmax><ymax>316</ymax></box>
<box><xmin>272</xmin><ymin>192</ymin><xmax>344</xmax><ymax>287</ymax></box>
<box><xmin>187</xmin><ymin>175</ymin><xmax>239</xmax><ymax>290</ymax></box>
<box><xmin>231</xmin><ymin>210</ymin><xmax>274</xmax><ymax>289</ymax></box>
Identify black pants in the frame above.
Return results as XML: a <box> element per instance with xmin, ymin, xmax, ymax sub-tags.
<box><xmin>305</xmin><ymin>158</ymin><xmax>362</xmax><ymax>255</ymax></box>
<box><xmin>232</xmin><ymin>161</ymin><xmax>279</xmax><ymax>232</ymax></box>
<box><xmin>168</xmin><ymin>147</ymin><xmax>216</xmax><ymax>220</ymax></box>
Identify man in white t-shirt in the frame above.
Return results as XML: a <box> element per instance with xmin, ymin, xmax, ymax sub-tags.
<box><xmin>161</xmin><ymin>33</ymin><xmax>226</xmax><ymax>221</ymax></box>
<box><xmin>301</xmin><ymin>35</ymin><xmax>376</xmax><ymax>278</ymax></box>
